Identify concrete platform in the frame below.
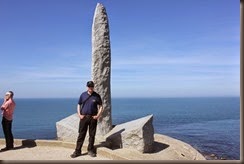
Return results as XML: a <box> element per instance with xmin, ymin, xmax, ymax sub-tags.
<box><xmin>0</xmin><ymin>133</ymin><xmax>206</xmax><ymax>160</ymax></box>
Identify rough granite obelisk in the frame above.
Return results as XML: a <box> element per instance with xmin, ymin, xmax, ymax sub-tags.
<box><xmin>92</xmin><ymin>3</ymin><xmax>112</xmax><ymax>136</ymax></box>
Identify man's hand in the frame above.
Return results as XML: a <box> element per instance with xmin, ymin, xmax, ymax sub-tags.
<box><xmin>92</xmin><ymin>115</ymin><xmax>99</xmax><ymax>120</ymax></box>
<box><xmin>79</xmin><ymin>115</ymin><xmax>85</xmax><ymax>120</ymax></box>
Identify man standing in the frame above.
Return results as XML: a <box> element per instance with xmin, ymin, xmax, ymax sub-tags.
<box><xmin>71</xmin><ymin>81</ymin><xmax>103</xmax><ymax>158</ymax></box>
<box><xmin>1</xmin><ymin>91</ymin><xmax>16</xmax><ymax>151</ymax></box>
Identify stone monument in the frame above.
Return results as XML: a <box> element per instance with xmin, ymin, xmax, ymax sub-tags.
<box><xmin>91</xmin><ymin>3</ymin><xmax>112</xmax><ymax>136</ymax></box>
<box><xmin>104</xmin><ymin>115</ymin><xmax>154</xmax><ymax>153</ymax></box>
<box><xmin>56</xmin><ymin>3</ymin><xmax>155</xmax><ymax>153</ymax></box>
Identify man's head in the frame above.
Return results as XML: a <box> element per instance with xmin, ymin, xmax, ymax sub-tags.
<box><xmin>86</xmin><ymin>81</ymin><xmax>94</xmax><ymax>93</ymax></box>
<box><xmin>87</xmin><ymin>81</ymin><xmax>95</xmax><ymax>88</ymax></box>
<box><xmin>5</xmin><ymin>91</ymin><xmax>14</xmax><ymax>100</ymax></box>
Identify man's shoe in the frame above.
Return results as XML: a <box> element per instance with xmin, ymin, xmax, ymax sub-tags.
<box><xmin>1</xmin><ymin>147</ymin><xmax>13</xmax><ymax>151</ymax></box>
<box><xmin>70</xmin><ymin>151</ymin><xmax>81</xmax><ymax>158</ymax></box>
<box><xmin>88</xmin><ymin>151</ymin><xmax>96</xmax><ymax>157</ymax></box>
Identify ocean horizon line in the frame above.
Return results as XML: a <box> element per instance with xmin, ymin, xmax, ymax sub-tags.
<box><xmin>6</xmin><ymin>96</ymin><xmax>241</xmax><ymax>99</ymax></box>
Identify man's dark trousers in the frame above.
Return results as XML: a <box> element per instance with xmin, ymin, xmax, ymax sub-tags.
<box><xmin>75</xmin><ymin>116</ymin><xmax>97</xmax><ymax>153</ymax></box>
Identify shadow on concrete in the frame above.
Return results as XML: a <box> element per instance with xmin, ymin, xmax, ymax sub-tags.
<box><xmin>94</xmin><ymin>129</ymin><xmax>125</xmax><ymax>154</ymax></box>
<box><xmin>152</xmin><ymin>141</ymin><xmax>169</xmax><ymax>153</ymax></box>
<box><xmin>13</xmin><ymin>139</ymin><xmax>37</xmax><ymax>150</ymax></box>
<box><xmin>104</xmin><ymin>129</ymin><xmax>125</xmax><ymax>150</ymax></box>
<box><xmin>95</xmin><ymin>140</ymin><xmax>170</xmax><ymax>155</ymax></box>
<box><xmin>95</xmin><ymin>133</ymin><xmax>169</xmax><ymax>155</ymax></box>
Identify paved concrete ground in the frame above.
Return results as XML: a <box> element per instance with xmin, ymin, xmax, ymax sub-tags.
<box><xmin>0</xmin><ymin>143</ymin><xmax>110</xmax><ymax>160</ymax></box>
<box><xmin>0</xmin><ymin>134</ymin><xmax>206</xmax><ymax>161</ymax></box>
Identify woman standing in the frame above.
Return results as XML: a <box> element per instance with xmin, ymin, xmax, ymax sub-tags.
<box><xmin>1</xmin><ymin>91</ymin><xmax>16</xmax><ymax>151</ymax></box>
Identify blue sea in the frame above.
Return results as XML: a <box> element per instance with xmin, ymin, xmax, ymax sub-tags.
<box><xmin>0</xmin><ymin>97</ymin><xmax>240</xmax><ymax>160</ymax></box>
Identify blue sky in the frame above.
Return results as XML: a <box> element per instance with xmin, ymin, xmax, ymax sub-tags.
<box><xmin>0</xmin><ymin>0</ymin><xmax>240</xmax><ymax>98</ymax></box>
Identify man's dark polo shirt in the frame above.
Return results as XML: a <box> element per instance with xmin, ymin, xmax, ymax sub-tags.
<box><xmin>78</xmin><ymin>91</ymin><xmax>102</xmax><ymax>115</ymax></box>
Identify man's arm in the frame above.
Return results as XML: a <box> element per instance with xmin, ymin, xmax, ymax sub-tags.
<box><xmin>1</xmin><ymin>99</ymin><xmax>8</xmax><ymax>110</ymax></box>
<box><xmin>93</xmin><ymin>105</ymin><xmax>103</xmax><ymax>120</ymax></box>
<box><xmin>77</xmin><ymin>104</ymin><xmax>85</xmax><ymax>119</ymax></box>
